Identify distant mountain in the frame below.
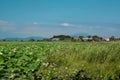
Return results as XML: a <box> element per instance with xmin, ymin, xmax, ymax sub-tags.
<box><xmin>3</xmin><ymin>36</ymin><xmax>47</xmax><ymax>41</ymax></box>
<box><xmin>4</xmin><ymin>38</ymin><xmax>21</xmax><ymax>41</ymax></box>
<box><xmin>23</xmin><ymin>36</ymin><xmax>46</xmax><ymax>41</ymax></box>
<box><xmin>70</xmin><ymin>33</ymin><xmax>89</xmax><ymax>37</ymax></box>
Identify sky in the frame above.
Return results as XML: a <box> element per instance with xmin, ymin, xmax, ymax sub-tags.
<box><xmin>0</xmin><ymin>0</ymin><xmax>120</xmax><ymax>38</ymax></box>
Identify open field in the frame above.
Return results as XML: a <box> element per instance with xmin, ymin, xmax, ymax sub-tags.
<box><xmin>0</xmin><ymin>42</ymin><xmax>120</xmax><ymax>80</ymax></box>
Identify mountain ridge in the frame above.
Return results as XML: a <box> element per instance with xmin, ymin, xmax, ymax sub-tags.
<box><xmin>2</xmin><ymin>36</ymin><xmax>46</xmax><ymax>41</ymax></box>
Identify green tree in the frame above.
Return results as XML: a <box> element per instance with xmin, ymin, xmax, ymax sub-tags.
<box><xmin>92</xmin><ymin>35</ymin><xmax>103</xmax><ymax>41</ymax></box>
<box><xmin>109</xmin><ymin>36</ymin><xmax>116</xmax><ymax>41</ymax></box>
<box><xmin>29</xmin><ymin>39</ymin><xmax>35</xmax><ymax>42</ymax></box>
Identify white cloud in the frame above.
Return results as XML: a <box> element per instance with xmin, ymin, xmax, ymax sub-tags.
<box><xmin>61</xmin><ymin>22</ymin><xmax>72</xmax><ymax>27</ymax></box>
<box><xmin>0</xmin><ymin>20</ymin><xmax>8</xmax><ymax>25</ymax></box>
<box><xmin>33</xmin><ymin>22</ymin><xmax>38</xmax><ymax>25</ymax></box>
<box><xmin>0</xmin><ymin>20</ymin><xmax>15</xmax><ymax>26</ymax></box>
<box><xmin>0</xmin><ymin>22</ymin><xmax>120</xmax><ymax>38</ymax></box>
<box><xmin>0</xmin><ymin>20</ymin><xmax>16</xmax><ymax>32</ymax></box>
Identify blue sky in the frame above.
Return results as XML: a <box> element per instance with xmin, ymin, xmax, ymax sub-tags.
<box><xmin>0</xmin><ymin>0</ymin><xmax>120</xmax><ymax>38</ymax></box>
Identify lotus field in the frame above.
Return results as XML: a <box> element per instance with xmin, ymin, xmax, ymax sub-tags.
<box><xmin>0</xmin><ymin>42</ymin><xmax>120</xmax><ymax>80</ymax></box>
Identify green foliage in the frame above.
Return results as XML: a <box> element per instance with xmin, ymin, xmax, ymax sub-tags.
<box><xmin>28</xmin><ymin>38</ymin><xmax>35</xmax><ymax>42</ymax></box>
<box><xmin>0</xmin><ymin>42</ymin><xmax>120</xmax><ymax>80</ymax></box>
<box><xmin>53</xmin><ymin>35</ymin><xmax>71</xmax><ymax>40</ymax></box>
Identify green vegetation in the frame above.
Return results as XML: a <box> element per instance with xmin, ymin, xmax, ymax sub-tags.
<box><xmin>0</xmin><ymin>42</ymin><xmax>120</xmax><ymax>80</ymax></box>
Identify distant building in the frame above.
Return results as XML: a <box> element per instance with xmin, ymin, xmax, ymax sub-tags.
<box><xmin>51</xmin><ymin>38</ymin><xmax>60</xmax><ymax>41</ymax></box>
<box><xmin>83</xmin><ymin>37</ymin><xmax>93</xmax><ymax>41</ymax></box>
<box><xmin>104</xmin><ymin>38</ymin><xmax>110</xmax><ymax>41</ymax></box>
<box><xmin>73</xmin><ymin>36</ymin><xmax>80</xmax><ymax>41</ymax></box>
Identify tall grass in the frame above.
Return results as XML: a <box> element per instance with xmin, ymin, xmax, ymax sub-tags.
<box><xmin>40</xmin><ymin>42</ymin><xmax>120</xmax><ymax>79</ymax></box>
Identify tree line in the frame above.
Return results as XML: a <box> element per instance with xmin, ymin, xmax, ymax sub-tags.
<box><xmin>0</xmin><ymin>35</ymin><xmax>120</xmax><ymax>42</ymax></box>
